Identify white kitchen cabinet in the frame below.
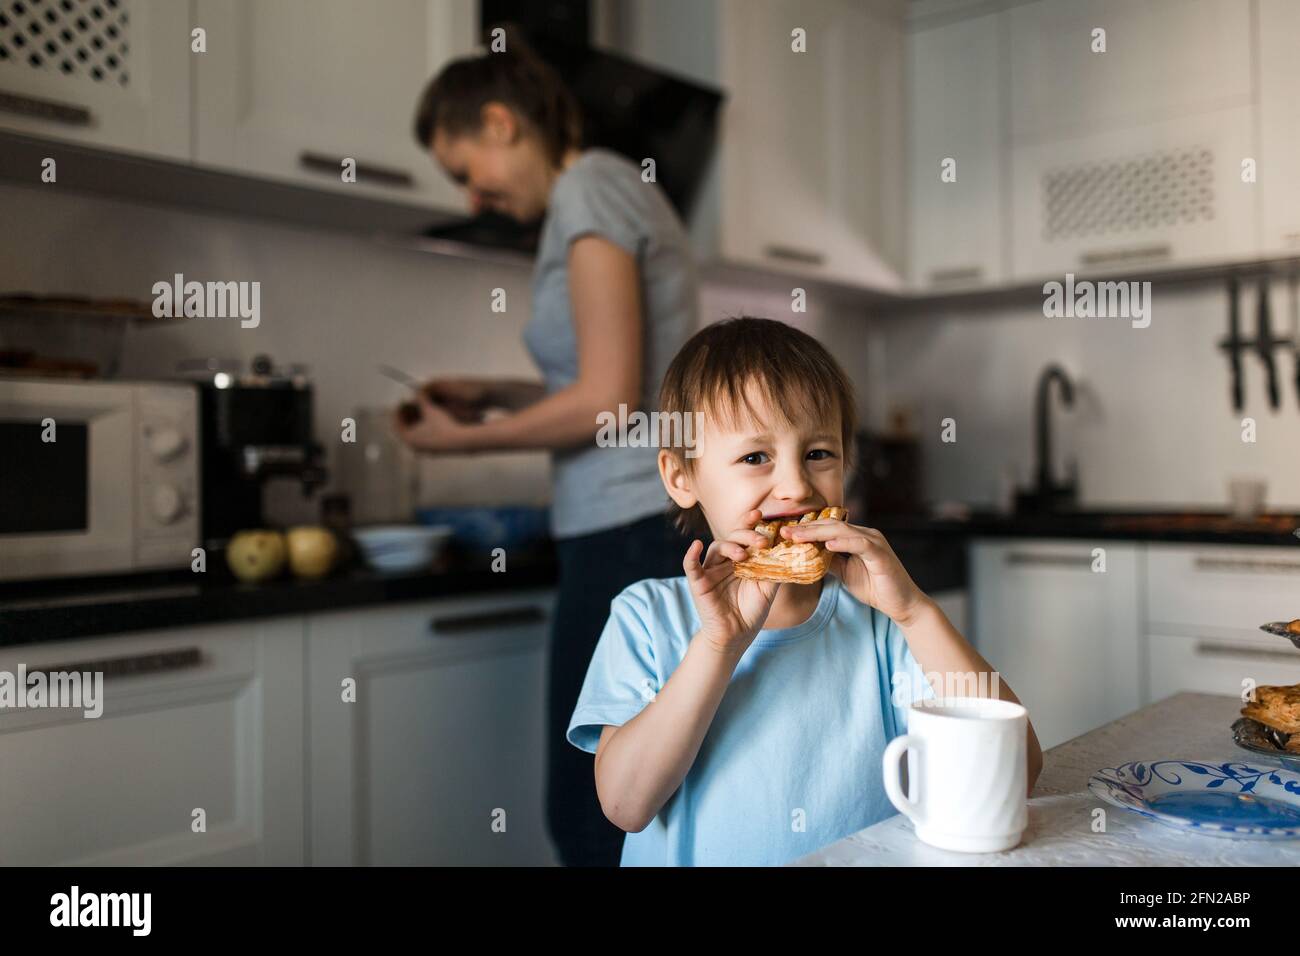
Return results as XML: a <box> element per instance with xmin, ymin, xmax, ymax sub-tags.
<box><xmin>707</xmin><ymin>0</ymin><xmax>905</xmax><ymax>290</ymax></box>
<box><xmin>1257</xmin><ymin>0</ymin><xmax>1300</xmax><ymax>256</ymax></box>
<box><xmin>192</xmin><ymin>0</ymin><xmax>477</xmax><ymax>209</ymax></box>
<box><xmin>970</xmin><ymin>538</ymin><xmax>1141</xmax><ymax>750</ymax></box>
<box><xmin>0</xmin><ymin>617</ymin><xmax>305</xmax><ymax>865</ymax></box>
<box><xmin>1006</xmin><ymin>0</ymin><xmax>1258</xmax><ymax>281</ymax></box>
<box><xmin>905</xmin><ymin>9</ymin><xmax>1004</xmax><ymax>291</ymax></box>
<box><xmin>1143</xmin><ymin>542</ymin><xmax>1300</xmax><ymax>703</ymax></box>
<box><xmin>1147</xmin><ymin>631</ymin><xmax>1300</xmax><ymax>703</ymax></box>
<box><xmin>1008</xmin><ymin>105</ymin><xmax>1258</xmax><ymax>281</ymax></box>
<box><xmin>0</xmin><ymin>0</ymin><xmax>189</xmax><ymax>160</ymax></box>
<box><xmin>1008</xmin><ymin>0</ymin><xmax>1252</xmax><ymax>145</ymax></box>
<box><xmin>931</xmin><ymin>587</ymin><xmax>968</xmax><ymax>638</ymax></box>
<box><xmin>307</xmin><ymin>589</ymin><xmax>556</xmax><ymax>866</ymax></box>
<box><xmin>1145</xmin><ymin>544</ymin><xmax>1300</xmax><ymax>634</ymax></box>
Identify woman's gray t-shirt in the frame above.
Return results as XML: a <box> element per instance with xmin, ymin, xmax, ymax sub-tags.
<box><xmin>524</xmin><ymin>148</ymin><xmax>698</xmax><ymax>540</ymax></box>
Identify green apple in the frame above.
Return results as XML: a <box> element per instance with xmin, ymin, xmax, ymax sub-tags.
<box><xmin>227</xmin><ymin>529</ymin><xmax>288</xmax><ymax>583</ymax></box>
<box><xmin>286</xmin><ymin>525</ymin><xmax>338</xmax><ymax>578</ymax></box>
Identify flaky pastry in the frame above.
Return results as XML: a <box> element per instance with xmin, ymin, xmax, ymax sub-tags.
<box><xmin>732</xmin><ymin>506</ymin><xmax>848</xmax><ymax>584</ymax></box>
<box><xmin>1240</xmin><ymin>683</ymin><xmax>1300</xmax><ymax>735</ymax></box>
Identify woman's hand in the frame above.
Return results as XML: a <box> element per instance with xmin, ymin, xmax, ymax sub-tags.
<box><xmin>782</xmin><ymin>518</ymin><xmax>930</xmax><ymax>626</ymax></box>
<box><xmin>392</xmin><ymin>388</ymin><xmax>475</xmax><ymax>453</ymax></box>
<box><xmin>683</xmin><ymin>510</ymin><xmax>783</xmax><ymax>657</ymax></box>
<box><xmin>420</xmin><ymin>376</ymin><xmax>495</xmax><ymax>423</ymax></box>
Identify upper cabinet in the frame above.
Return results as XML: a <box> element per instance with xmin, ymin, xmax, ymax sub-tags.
<box><xmin>906</xmin><ymin>10</ymin><xmax>1004</xmax><ymax>291</ymax></box>
<box><xmin>1006</xmin><ymin>0</ymin><xmax>1258</xmax><ymax>281</ymax></box>
<box><xmin>0</xmin><ymin>0</ymin><xmax>189</xmax><ymax>160</ymax></box>
<box><xmin>619</xmin><ymin>0</ymin><xmax>906</xmax><ymax>291</ymax></box>
<box><xmin>192</xmin><ymin>0</ymin><xmax>477</xmax><ymax>210</ymax></box>
<box><xmin>702</xmin><ymin>0</ymin><xmax>906</xmax><ymax>291</ymax></box>
<box><xmin>1257</xmin><ymin>0</ymin><xmax>1300</xmax><ymax>257</ymax></box>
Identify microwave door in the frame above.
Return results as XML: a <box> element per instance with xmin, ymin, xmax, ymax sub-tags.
<box><xmin>0</xmin><ymin>384</ymin><xmax>135</xmax><ymax>579</ymax></box>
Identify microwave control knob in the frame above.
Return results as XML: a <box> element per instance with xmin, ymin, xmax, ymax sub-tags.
<box><xmin>149</xmin><ymin>427</ymin><xmax>188</xmax><ymax>462</ymax></box>
<box><xmin>151</xmin><ymin>484</ymin><xmax>184</xmax><ymax>523</ymax></box>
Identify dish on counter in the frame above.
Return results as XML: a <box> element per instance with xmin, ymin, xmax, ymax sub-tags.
<box><xmin>352</xmin><ymin>524</ymin><xmax>453</xmax><ymax>573</ymax></box>
<box><xmin>1088</xmin><ymin>760</ymin><xmax>1300</xmax><ymax>839</ymax></box>
<box><xmin>1232</xmin><ymin>717</ymin><xmax>1300</xmax><ymax>771</ymax></box>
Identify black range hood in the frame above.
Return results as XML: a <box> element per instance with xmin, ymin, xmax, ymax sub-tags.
<box><xmin>421</xmin><ymin>3</ymin><xmax>724</xmax><ymax>254</ymax></box>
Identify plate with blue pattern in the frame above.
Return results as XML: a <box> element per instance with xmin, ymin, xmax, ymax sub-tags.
<box><xmin>1088</xmin><ymin>760</ymin><xmax>1300</xmax><ymax>840</ymax></box>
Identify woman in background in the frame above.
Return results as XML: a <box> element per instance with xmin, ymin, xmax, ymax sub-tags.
<box><xmin>398</xmin><ymin>33</ymin><xmax>698</xmax><ymax>866</ymax></box>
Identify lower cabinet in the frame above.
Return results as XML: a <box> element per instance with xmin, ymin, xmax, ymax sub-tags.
<box><xmin>0</xmin><ymin>618</ymin><xmax>305</xmax><ymax>865</ymax></box>
<box><xmin>1147</xmin><ymin>631</ymin><xmax>1300</xmax><ymax>701</ymax></box>
<box><xmin>306</xmin><ymin>590</ymin><xmax>557</xmax><ymax>866</ymax></box>
<box><xmin>930</xmin><ymin>588</ymin><xmax>968</xmax><ymax>638</ymax></box>
<box><xmin>0</xmin><ymin>587</ymin><xmax>557</xmax><ymax>866</ymax></box>
<box><xmin>970</xmin><ymin>539</ymin><xmax>1142</xmax><ymax>750</ymax></box>
<box><xmin>1144</xmin><ymin>543</ymin><xmax>1300</xmax><ymax>702</ymax></box>
<box><xmin>971</xmin><ymin>539</ymin><xmax>1300</xmax><ymax>752</ymax></box>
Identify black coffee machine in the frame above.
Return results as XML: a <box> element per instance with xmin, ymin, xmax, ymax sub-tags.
<box><xmin>179</xmin><ymin>354</ymin><xmax>327</xmax><ymax>547</ymax></box>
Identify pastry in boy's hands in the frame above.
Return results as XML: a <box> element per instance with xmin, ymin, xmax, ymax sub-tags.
<box><xmin>732</xmin><ymin>506</ymin><xmax>848</xmax><ymax>584</ymax></box>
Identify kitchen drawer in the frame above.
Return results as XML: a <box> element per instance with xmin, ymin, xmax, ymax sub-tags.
<box><xmin>0</xmin><ymin>618</ymin><xmax>305</xmax><ymax>865</ymax></box>
<box><xmin>1147</xmin><ymin>631</ymin><xmax>1300</xmax><ymax>702</ymax></box>
<box><xmin>1146</xmin><ymin>545</ymin><xmax>1300</xmax><ymax>632</ymax></box>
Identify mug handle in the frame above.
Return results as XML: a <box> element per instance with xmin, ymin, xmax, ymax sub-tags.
<box><xmin>882</xmin><ymin>734</ymin><xmax>926</xmax><ymax>826</ymax></box>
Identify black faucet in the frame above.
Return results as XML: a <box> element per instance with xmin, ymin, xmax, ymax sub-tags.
<box><xmin>1017</xmin><ymin>363</ymin><xmax>1078</xmax><ymax>514</ymax></box>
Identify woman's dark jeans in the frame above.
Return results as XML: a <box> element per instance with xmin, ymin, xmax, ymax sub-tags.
<box><xmin>546</xmin><ymin>511</ymin><xmax>692</xmax><ymax>867</ymax></box>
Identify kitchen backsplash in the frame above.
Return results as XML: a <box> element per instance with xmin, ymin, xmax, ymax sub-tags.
<box><xmin>5</xmin><ymin>179</ymin><xmax>1295</xmax><ymax>521</ymax></box>
<box><xmin>861</xmin><ymin>282</ymin><xmax>1300</xmax><ymax>512</ymax></box>
<box><xmin>0</xmin><ymin>182</ymin><xmax>877</xmax><ymax>526</ymax></box>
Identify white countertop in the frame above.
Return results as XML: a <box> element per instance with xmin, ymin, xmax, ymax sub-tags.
<box><xmin>792</xmin><ymin>692</ymin><xmax>1300</xmax><ymax>866</ymax></box>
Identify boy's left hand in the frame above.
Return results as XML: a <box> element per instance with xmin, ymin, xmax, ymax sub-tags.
<box><xmin>781</xmin><ymin>518</ymin><xmax>929</xmax><ymax>626</ymax></box>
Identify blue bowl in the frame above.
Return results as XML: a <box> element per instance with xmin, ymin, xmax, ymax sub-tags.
<box><xmin>415</xmin><ymin>506</ymin><xmax>550</xmax><ymax>551</ymax></box>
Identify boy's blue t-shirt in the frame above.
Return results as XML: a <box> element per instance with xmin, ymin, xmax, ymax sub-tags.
<box><xmin>566</xmin><ymin>574</ymin><xmax>936</xmax><ymax>866</ymax></box>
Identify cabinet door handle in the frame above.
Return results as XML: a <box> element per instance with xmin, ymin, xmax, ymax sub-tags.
<box><xmin>1079</xmin><ymin>243</ymin><xmax>1172</xmax><ymax>267</ymax></box>
<box><xmin>298</xmin><ymin>150</ymin><xmax>415</xmax><ymax>189</ymax></box>
<box><xmin>0</xmin><ymin>90</ymin><xmax>92</xmax><ymax>126</ymax></box>
<box><xmin>1004</xmin><ymin>551</ymin><xmax>1095</xmax><ymax>568</ymax></box>
<box><xmin>928</xmin><ymin>265</ymin><xmax>982</xmax><ymax>285</ymax></box>
<box><xmin>1194</xmin><ymin>641</ymin><xmax>1300</xmax><ymax>663</ymax></box>
<box><xmin>763</xmin><ymin>244</ymin><xmax>825</xmax><ymax>266</ymax></box>
<box><xmin>1193</xmin><ymin>556</ymin><xmax>1300</xmax><ymax>574</ymax></box>
<box><xmin>26</xmin><ymin>647</ymin><xmax>203</xmax><ymax>680</ymax></box>
<box><xmin>430</xmin><ymin>606</ymin><xmax>546</xmax><ymax>635</ymax></box>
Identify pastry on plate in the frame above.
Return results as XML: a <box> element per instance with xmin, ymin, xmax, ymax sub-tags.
<box><xmin>1285</xmin><ymin>733</ymin><xmax>1300</xmax><ymax>754</ymax></box>
<box><xmin>732</xmin><ymin>506</ymin><xmax>848</xmax><ymax>584</ymax></box>
<box><xmin>1240</xmin><ymin>683</ymin><xmax>1300</xmax><ymax>736</ymax></box>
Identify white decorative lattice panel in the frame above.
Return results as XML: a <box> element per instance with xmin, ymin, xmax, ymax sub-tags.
<box><xmin>0</xmin><ymin>0</ymin><xmax>129</xmax><ymax>85</ymax></box>
<box><xmin>1041</xmin><ymin>148</ymin><xmax>1216</xmax><ymax>241</ymax></box>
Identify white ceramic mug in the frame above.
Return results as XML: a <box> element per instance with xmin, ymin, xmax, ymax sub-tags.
<box><xmin>882</xmin><ymin>696</ymin><xmax>1028</xmax><ymax>853</ymax></box>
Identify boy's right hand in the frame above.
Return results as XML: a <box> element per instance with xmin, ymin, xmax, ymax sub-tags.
<box><xmin>683</xmin><ymin>509</ymin><xmax>782</xmax><ymax>657</ymax></box>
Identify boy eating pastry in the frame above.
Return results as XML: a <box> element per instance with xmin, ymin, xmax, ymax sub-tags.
<box><xmin>567</xmin><ymin>317</ymin><xmax>1042</xmax><ymax>865</ymax></box>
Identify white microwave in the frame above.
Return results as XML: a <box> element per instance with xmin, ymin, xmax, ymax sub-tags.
<box><xmin>0</xmin><ymin>378</ymin><xmax>200</xmax><ymax>582</ymax></box>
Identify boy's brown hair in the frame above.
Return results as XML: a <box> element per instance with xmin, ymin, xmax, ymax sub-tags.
<box><xmin>658</xmin><ymin>317</ymin><xmax>858</xmax><ymax>538</ymax></box>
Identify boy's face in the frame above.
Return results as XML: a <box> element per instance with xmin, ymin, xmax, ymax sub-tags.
<box><xmin>661</xmin><ymin>379</ymin><xmax>845</xmax><ymax>538</ymax></box>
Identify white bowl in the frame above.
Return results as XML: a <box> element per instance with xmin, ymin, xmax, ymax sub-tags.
<box><xmin>353</xmin><ymin>524</ymin><xmax>452</xmax><ymax>572</ymax></box>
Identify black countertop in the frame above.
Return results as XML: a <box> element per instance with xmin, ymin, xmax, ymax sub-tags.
<box><xmin>0</xmin><ymin>547</ymin><xmax>559</xmax><ymax>648</ymax></box>
<box><xmin>3</xmin><ymin>511</ymin><xmax>1296</xmax><ymax>647</ymax></box>
<box><xmin>871</xmin><ymin>509</ymin><xmax>1300</xmax><ymax>548</ymax></box>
